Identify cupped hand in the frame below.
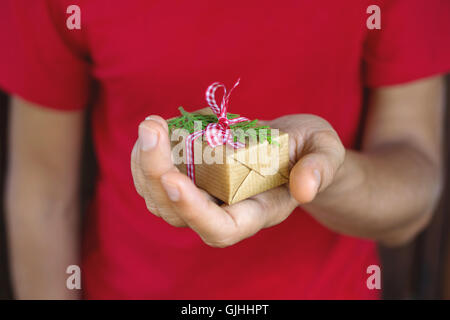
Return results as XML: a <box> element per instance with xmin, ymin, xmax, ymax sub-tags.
<box><xmin>131</xmin><ymin>114</ymin><xmax>345</xmax><ymax>247</ymax></box>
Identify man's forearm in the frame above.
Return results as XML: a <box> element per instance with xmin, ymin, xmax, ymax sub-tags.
<box><xmin>6</xmin><ymin>97</ymin><xmax>85</xmax><ymax>299</ymax></box>
<box><xmin>6</xmin><ymin>185</ymin><xmax>81</xmax><ymax>299</ymax></box>
<box><xmin>303</xmin><ymin>143</ymin><xmax>442</xmax><ymax>246</ymax></box>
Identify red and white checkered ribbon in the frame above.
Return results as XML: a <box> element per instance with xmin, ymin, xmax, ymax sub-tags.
<box><xmin>185</xmin><ymin>79</ymin><xmax>249</xmax><ymax>183</ymax></box>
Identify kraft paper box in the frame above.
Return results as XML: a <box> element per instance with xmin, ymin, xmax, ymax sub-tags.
<box><xmin>168</xmin><ymin>108</ymin><xmax>289</xmax><ymax>204</ymax></box>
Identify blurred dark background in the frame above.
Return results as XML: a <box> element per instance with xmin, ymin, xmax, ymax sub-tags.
<box><xmin>0</xmin><ymin>77</ymin><xmax>449</xmax><ymax>299</ymax></box>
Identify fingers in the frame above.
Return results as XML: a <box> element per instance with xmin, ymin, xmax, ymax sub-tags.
<box><xmin>130</xmin><ymin>141</ymin><xmax>148</xmax><ymax>198</ymax></box>
<box><xmin>132</xmin><ymin>115</ymin><xmax>187</xmax><ymax>227</ymax></box>
<box><xmin>132</xmin><ymin>115</ymin><xmax>223</xmax><ymax>228</ymax></box>
<box><xmin>289</xmin><ymin>130</ymin><xmax>345</xmax><ymax>203</ymax></box>
<box><xmin>289</xmin><ymin>154</ymin><xmax>324</xmax><ymax>203</ymax></box>
<box><xmin>160</xmin><ymin>171</ymin><xmax>239</xmax><ymax>247</ymax></box>
<box><xmin>225</xmin><ymin>185</ymin><xmax>297</xmax><ymax>234</ymax></box>
<box><xmin>264</xmin><ymin>114</ymin><xmax>345</xmax><ymax>204</ymax></box>
<box><xmin>138</xmin><ymin>115</ymin><xmax>172</xmax><ymax>177</ymax></box>
<box><xmin>160</xmin><ymin>170</ymin><xmax>297</xmax><ymax>247</ymax></box>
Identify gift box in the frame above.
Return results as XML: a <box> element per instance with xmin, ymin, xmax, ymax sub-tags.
<box><xmin>167</xmin><ymin>80</ymin><xmax>289</xmax><ymax>204</ymax></box>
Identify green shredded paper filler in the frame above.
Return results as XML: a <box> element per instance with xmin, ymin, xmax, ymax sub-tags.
<box><xmin>168</xmin><ymin>107</ymin><xmax>279</xmax><ymax>145</ymax></box>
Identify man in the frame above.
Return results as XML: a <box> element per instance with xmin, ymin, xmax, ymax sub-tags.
<box><xmin>1</xmin><ymin>0</ymin><xmax>449</xmax><ymax>299</ymax></box>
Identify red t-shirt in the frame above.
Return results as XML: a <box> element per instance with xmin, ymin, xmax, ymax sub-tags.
<box><xmin>1</xmin><ymin>0</ymin><xmax>449</xmax><ymax>299</ymax></box>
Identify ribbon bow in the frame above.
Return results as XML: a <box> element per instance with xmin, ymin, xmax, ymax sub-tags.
<box><xmin>185</xmin><ymin>79</ymin><xmax>249</xmax><ymax>183</ymax></box>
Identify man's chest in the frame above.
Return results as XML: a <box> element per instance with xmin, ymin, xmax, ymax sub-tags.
<box><xmin>83</xmin><ymin>0</ymin><xmax>369</xmax><ymax>144</ymax></box>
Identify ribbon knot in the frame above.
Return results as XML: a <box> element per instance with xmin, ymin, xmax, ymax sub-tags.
<box><xmin>217</xmin><ymin>116</ymin><xmax>229</xmax><ymax>128</ymax></box>
<box><xmin>185</xmin><ymin>79</ymin><xmax>249</xmax><ymax>183</ymax></box>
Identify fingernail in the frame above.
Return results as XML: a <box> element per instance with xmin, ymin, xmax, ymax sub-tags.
<box><xmin>145</xmin><ymin>115</ymin><xmax>157</xmax><ymax>121</ymax></box>
<box><xmin>313</xmin><ymin>169</ymin><xmax>321</xmax><ymax>192</ymax></box>
<box><xmin>161</xmin><ymin>177</ymin><xmax>180</xmax><ymax>202</ymax></box>
<box><xmin>139</xmin><ymin>125</ymin><xmax>158</xmax><ymax>151</ymax></box>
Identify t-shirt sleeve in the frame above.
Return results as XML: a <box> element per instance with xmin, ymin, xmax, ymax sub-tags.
<box><xmin>0</xmin><ymin>0</ymin><xmax>91</xmax><ymax>110</ymax></box>
<box><xmin>363</xmin><ymin>0</ymin><xmax>450</xmax><ymax>87</ymax></box>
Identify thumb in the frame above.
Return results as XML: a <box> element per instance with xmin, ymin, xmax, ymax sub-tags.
<box><xmin>289</xmin><ymin>150</ymin><xmax>343</xmax><ymax>204</ymax></box>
